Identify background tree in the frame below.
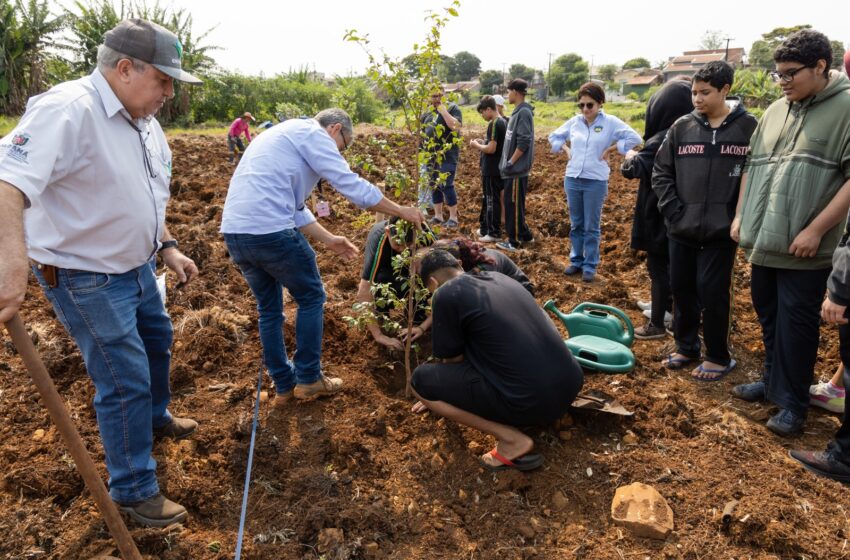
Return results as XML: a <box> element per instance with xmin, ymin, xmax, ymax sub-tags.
<box><xmin>548</xmin><ymin>53</ymin><xmax>588</xmax><ymax>97</ymax></box>
<box><xmin>748</xmin><ymin>25</ymin><xmax>811</xmax><ymax>68</ymax></box>
<box><xmin>597</xmin><ymin>63</ymin><xmax>618</xmax><ymax>82</ymax></box>
<box><xmin>700</xmin><ymin>29</ymin><xmax>725</xmax><ymax>50</ymax></box>
<box><xmin>622</xmin><ymin>57</ymin><xmax>651</xmax><ymax>70</ymax></box>
<box><xmin>450</xmin><ymin>50</ymin><xmax>480</xmax><ymax>81</ymax></box>
<box><xmin>478</xmin><ymin>69</ymin><xmax>502</xmax><ymax>93</ymax></box>
<box><xmin>508</xmin><ymin>63</ymin><xmax>535</xmax><ymax>83</ymax></box>
<box><xmin>1</xmin><ymin>0</ymin><xmax>66</xmax><ymax>114</ymax></box>
<box><xmin>830</xmin><ymin>40</ymin><xmax>846</xmax><ymax>69</ymax></box>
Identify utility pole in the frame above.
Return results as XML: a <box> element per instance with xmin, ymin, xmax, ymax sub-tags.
<box><xmin>724</xmin><ymin>37</ymin><xmax>734</xmax><ymax>61</ymax></box>
<box><xmin>501</xmin><ymin>62</ymin><xmax>507</xmax><ymax>87</ymax></box>
<box><xmin>547</xmin><ymin>52</ymin><xmax>554</xmax><ymax>100</ymax></box>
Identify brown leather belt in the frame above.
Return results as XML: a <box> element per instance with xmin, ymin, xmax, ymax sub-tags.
<box><xmin>32</xmin><ymin>261</ymin><xmax>59</xmax><ymax>288</ymax></box>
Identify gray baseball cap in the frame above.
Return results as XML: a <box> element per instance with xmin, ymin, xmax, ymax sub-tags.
<box><xmin>104</xmin><ymin>19</ymin><xmax>202</xmax><ymax>84</ymax></box>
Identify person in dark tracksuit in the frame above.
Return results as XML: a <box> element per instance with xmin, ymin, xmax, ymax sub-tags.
<box><xmin>621</xmin><ymin>78</ymin><xmax>694</xmax><ymax>339</ymax></box>
<box><xmin>789</xmin><ymin>231</ymin><xmax>850</xmax><ymax>482</ymax></box>
<box><xmin>497</xmin><ymin>79</ymin><xmax>535</xmax><ymax>252</ymax></box>
<box><xmin>470</xmin><ymin>95</ymin><xmax>507</xmax><ymax>242</ymax></box>
<box><xmin>652</xmin><ymin>61</ymin><xmax>757</xmax><ymax>380</ymax></box>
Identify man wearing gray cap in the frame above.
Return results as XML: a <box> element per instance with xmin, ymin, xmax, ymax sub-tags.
<box><xmin>0</xmin><ymin>19</ymin><xmax>202</xmax><ymax>527</ymax></box>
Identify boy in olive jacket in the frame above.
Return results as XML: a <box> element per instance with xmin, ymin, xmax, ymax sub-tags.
<box><xmin>731</xmin><ymin>30</ymin><xmax>850</xmax><ymax>436</ymax></box>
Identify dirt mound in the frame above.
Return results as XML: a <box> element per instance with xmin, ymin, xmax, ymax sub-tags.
<box><xmin>2</xmin><ymin>130</ymin><xmax>848</xmax><ymax>559</ymax></box>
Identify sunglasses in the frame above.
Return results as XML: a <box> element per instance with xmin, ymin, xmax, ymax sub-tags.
<box><xmin>770</xmin><ymin>64</ymin><xmax>814</xmax><ymax>84</ymax></box>
<box><xmin>577</xmin><ymin>102</ymin><xmax>597</xmax><ymax>110</ymax></box>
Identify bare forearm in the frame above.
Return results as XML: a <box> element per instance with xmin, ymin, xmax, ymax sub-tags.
<box><xmin>0</xmin><ymin>181</ymin><xmax>26</xmax><ymax>252</ymax></box>
<box><xmin>437</xmin><ymin>106</ymin><xmax>460</xmax><ymax>131</ymax></box>
<box><xmin>734</xmin><ymin>172</ymin><xmax>748</xmax><ymax>217</ymax></box>
<box><xmin>809</xmin><ymin>178</ymin><xmax>850</xmax><ymax>235</ymax></box>
<box><xmin>299</xmin><ymin>220</ymin><xmax>335</xmax><ymax>244</ymax></box>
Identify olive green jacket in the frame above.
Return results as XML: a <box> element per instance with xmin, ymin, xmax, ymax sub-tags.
<box><xmin>739</xmin><ymin>70</ymin><xmax>850</xmax><ymax>269</ymax></box>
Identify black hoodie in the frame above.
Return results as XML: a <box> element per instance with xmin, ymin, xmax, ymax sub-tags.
<box><xmin>652</xmin><ymin>100</ymin><xmax>758</xmax><ymax>247</ymax></box>
<box><xmin>622</xmin><ymin>80</ymin><xmax>693</xmax><ymax>252</ymax></box>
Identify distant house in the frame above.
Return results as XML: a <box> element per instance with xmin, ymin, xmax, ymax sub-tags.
<box><xmin>613</xmin><ymin>68</ymin><xmax>645</xmax><ymax>86</ymax></box>
<box><xmin>443</xmin><ymin>80</ymin><xmax>480</xmax><ymax>104</ymax></box>
<box><xmin>662</xmin><ymin>48</ymin><xmax>745</xmax><ymax>81</ymax></box>
<box><xmin>623</xmin><ymin>73</ymin><xmax>664</xmax><ymax>97</ymax></box>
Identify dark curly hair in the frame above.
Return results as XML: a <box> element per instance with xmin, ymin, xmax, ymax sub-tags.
<box><xmin>692</xmin><ymin>60</ymin><xmax>734</xmax><ymax>90</ymax></box>
<box><xmin>774</xmin><ymin>29</ymin><xmax>832</xmax><ymax>77</ymax></box>
<box><xmin>434</xmin><ymin>237</ymin><xmax>496</xmax><ymax>271</ymax></box>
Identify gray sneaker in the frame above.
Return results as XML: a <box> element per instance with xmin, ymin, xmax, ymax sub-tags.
<box><xmin>116</xmin><ymin>494</ymin><xmax>188</xmax><ymax>527</ymax></box>
<box><xmin>731</xmin><ymin>380</ymin><xmax>766</xmax><ymax>402</ymax></box>
<box><xmin>634</xmin><ymin>323</ymin><xmax>667</xmax><ymax>340</ymax></box>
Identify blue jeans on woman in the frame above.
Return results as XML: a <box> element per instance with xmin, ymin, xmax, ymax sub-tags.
<box><xmin>223</xmin><ymin>229</ymin><xmax>325</xmax><ymax>395</ymax></box>
<box><xmin>33</xmin><ymin>260</ymin><xmax>173</xmax><ymax>503</ymax></box>
<box><xmin>565</xmin><ymin>176</ymin><xmax>609</xmax><ymax>273</ymax></box>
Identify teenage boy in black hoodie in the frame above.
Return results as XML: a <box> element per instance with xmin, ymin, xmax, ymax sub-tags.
<box><xmin>652</xmin><ymin>61</ymin><xmax>758</xmax><ymax>380</ymax></box>
<box><xmin>497</xmin><ymin>79</ymin><xmax>535</xmax><ymax>252</ymax></box>
<box><xmin>470</xmin><ymin>95</ymin><xmax>507</xmax><ymax>242</ymax></box>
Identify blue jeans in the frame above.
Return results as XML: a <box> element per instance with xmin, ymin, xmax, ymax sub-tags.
<box><xmin>33</xmin><ymin>260</ymin><xmax>173</xmax><ymax>503</ymax></box>
<box><xmin>418</xmin><ymin>161</ymin><xmax>458</xmax><ymax>207</ymax></box>
<box><xmin>565</xmin><ymin>176</ymin><xmax>609</xmax><ymax>273</ymax></box>
<box><xmin>223</xmin><ymin>229</ymin><xmax>326</xmax><ymax>394</ymax></box>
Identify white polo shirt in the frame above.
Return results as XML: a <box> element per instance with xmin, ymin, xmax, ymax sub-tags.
<box><xmin>0</xmin><ymin>69</ymin><xmax>172</xmax><ymax>274</ymax></box>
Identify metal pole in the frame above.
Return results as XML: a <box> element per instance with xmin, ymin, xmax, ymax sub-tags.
<box><xmin>3</xmin><ymin>314</ymin><xmax>143</xmax><ymax>560</ymax></box>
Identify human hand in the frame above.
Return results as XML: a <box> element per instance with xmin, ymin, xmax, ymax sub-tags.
<box><xmin>399</xmin><ymin>206</ymin><xmax>424</xmax><ymax>227</ymax></box>
<box><xmin>788</xmin><ymin>227</ymin><xmax>822</xmax><ymax>258</ymax></box>
<box><xmin>730</xmin><ymin>216</ymin><xmax>741</xmax><ymax>242</ymax></box>
<box><xmin>0</xmin><ymin>250</ymin><xmax>28</xmax><ymax>324</ymax></box>
<box><xmin>376</xmin><ymin>334</ymin><xmax>404</xmax><ymax>351</ymax></box>
<box><xmin>411</xmin><ymin>400</ymin><xmax>428</xmax><ymax>414</ymax></box>
<box><xmin>161</xmin><ymin>249</ymin><xmax>198</xmax><ymax>288</ymax></box>
<box><xmin>625</xmin><ymin>149</ymin><xmax>639</xmax><ymax>162</ymax></box>
<box><xmin>327</xmin><ymin>235</ymin><xmax>358</xmax><ymax>261</ymax></box>
<box><xmin>400</xmin><ymin>324</ymin><xmax>425</xmax><ymax>342</ymax></box>
<box><xmin>822</xmin><ymin>297</ymin><xmax>849</xmax><ymax>325</ymax></box>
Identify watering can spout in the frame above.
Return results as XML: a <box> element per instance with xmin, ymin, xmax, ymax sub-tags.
<box><xmin>543</xmin><ymin>300</ymin><xmax>570</xmax><ymax>328</ymax></box>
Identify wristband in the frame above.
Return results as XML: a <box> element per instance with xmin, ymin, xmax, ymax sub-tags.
<box><xmin>159</xmin><ymin>239</ymin><xmax>178</xmax><ymax>252</ymax></box>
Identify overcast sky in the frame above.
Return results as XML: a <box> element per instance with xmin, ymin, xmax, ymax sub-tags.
<box><xmin>69</xmin><ymin>0</ymin><xmax>850</xmax><ymax>76</ymax></box>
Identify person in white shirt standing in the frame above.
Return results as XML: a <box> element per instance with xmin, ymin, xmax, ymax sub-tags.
<box><xmin>220</xmin><ymin>109</ymin><xmax>423</xmax><ymax>407</ymax></box>
<box><xmin>0</xmin><ymin>19</ymin><xmax>202</xmax><ymax>526</ymax></box>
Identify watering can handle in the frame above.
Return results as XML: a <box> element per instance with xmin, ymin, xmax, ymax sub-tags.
<box><xmin>572</xmin><ymin>302</ymin><xmax>635</xmax><ymax>340</ymax></box>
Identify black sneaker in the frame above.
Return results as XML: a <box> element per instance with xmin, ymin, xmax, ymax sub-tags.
<box><xmin>766</xmin><ymin>408</ymin><xmax>806</xmax><ymax>437</ymax></box>
<box><xmin>731</xmin><ymin>380</ymin><xmax>766</xmax><ymax>402</ymax></box>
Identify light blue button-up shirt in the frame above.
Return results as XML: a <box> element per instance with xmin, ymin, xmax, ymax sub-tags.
<box><xmin>548</xmin><ymin>110</ymin><xmax>641</xmax><ymax>181</ymax></box>
<box><xmin>221</xmin><ymin>118</ymin><xmax>383</xmax><ymax>234</ymax></box>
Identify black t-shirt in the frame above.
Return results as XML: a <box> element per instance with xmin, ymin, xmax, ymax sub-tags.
<box><xmin>361</xmin><ymin>221</ymin><xmax>402</xmax><ymax>291</ymax></box>
<box><xmin>431</xmin><ymin>272</ymin><xmax>582</xmax><ymax>413</ymax></box>
<box><xmin>474</xmin><ymin>248</ymin><xmax>534</xmax><ymax>295</ymax></box>
<box><xmin>421</xmin><ymin>102</ymin><xmax>463</xmax><ymax>165</ymax></box>
<box><xmin>480</xmin><ymin>117</ymin><xmax>507</xmax><ymax>177</ymax></box>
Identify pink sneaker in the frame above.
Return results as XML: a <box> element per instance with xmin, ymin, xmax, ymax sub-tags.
<box><xmin>809</xmin><ymin>381</ymin><xmax>845</xmax><ymax>414</ymax></box>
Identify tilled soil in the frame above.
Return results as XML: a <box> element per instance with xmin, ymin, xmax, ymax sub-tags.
<box><xmin>2</xmin><ymin>128</ymin><xmax>849</xmax><ymax>560</ymax></box>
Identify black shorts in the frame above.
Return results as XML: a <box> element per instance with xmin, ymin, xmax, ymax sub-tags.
<box><xmin>412</xmin><ymin>362</ymin><xmax>567</xmax><ymax>426</ymax></box>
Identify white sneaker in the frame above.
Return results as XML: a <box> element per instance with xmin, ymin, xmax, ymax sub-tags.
<box><xmin>809</xmin><ymin>381</ymin><xmax>845</xmax><ymax>414</ymax></box>
<box><xmin>643</xmin><ymin>309</ymin><xmax>672</xmax><ymax>329</ymax></box>
<box><xmin>476</xmin><ymin>228</ymin><xmax>483</xmax><ymax>236</ymax></box>
<box><xmin>478</xmin><ymin>234</ymin><xmax>497</xmax><ymax>243</ymax></box>
<box><xmin>637</xmin><ymin>300</ymin><xmax>651</xmax><ymax>311</ymax></box>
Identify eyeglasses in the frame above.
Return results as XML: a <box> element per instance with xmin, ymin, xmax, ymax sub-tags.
<box><xmin>340</xmin><ymin>130</ymin><xmax>350</xmax><ymax>152</ymax></box>
<box><xmin>577</xmin><ymin>102</ymin><xmax>597</xmax><ymax>110</ymax></box>
<box><xmin>770</xmin><ymin>65</ymin><xmax>813</xmax><ymax>83</ymax></box>
<box><xmin>122</xmin><ymin>115</ymin><xmax>157</xmax><ymax>179</ymax></box>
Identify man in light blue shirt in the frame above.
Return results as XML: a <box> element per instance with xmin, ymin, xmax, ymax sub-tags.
<box><xmin>548</xmin><ymin>83</ymin><xmax>641</xmax><ymax>282</ymax></box>
<box><xmin>221</xmin><ymin>108</ymin><xmax>422</xmax><ymax>407</ymax></box>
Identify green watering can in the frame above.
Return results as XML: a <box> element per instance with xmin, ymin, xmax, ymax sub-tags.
<box><xmin>543</xmin><ymin>300</ymin><xmax>636</xmax><ymax>374</ymax></box>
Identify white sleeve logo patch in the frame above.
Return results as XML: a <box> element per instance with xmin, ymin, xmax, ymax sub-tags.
<box><xmin>1</xmin><ymin>132</ymin><xmax>31</xmax><ymax>164</ymax></box>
